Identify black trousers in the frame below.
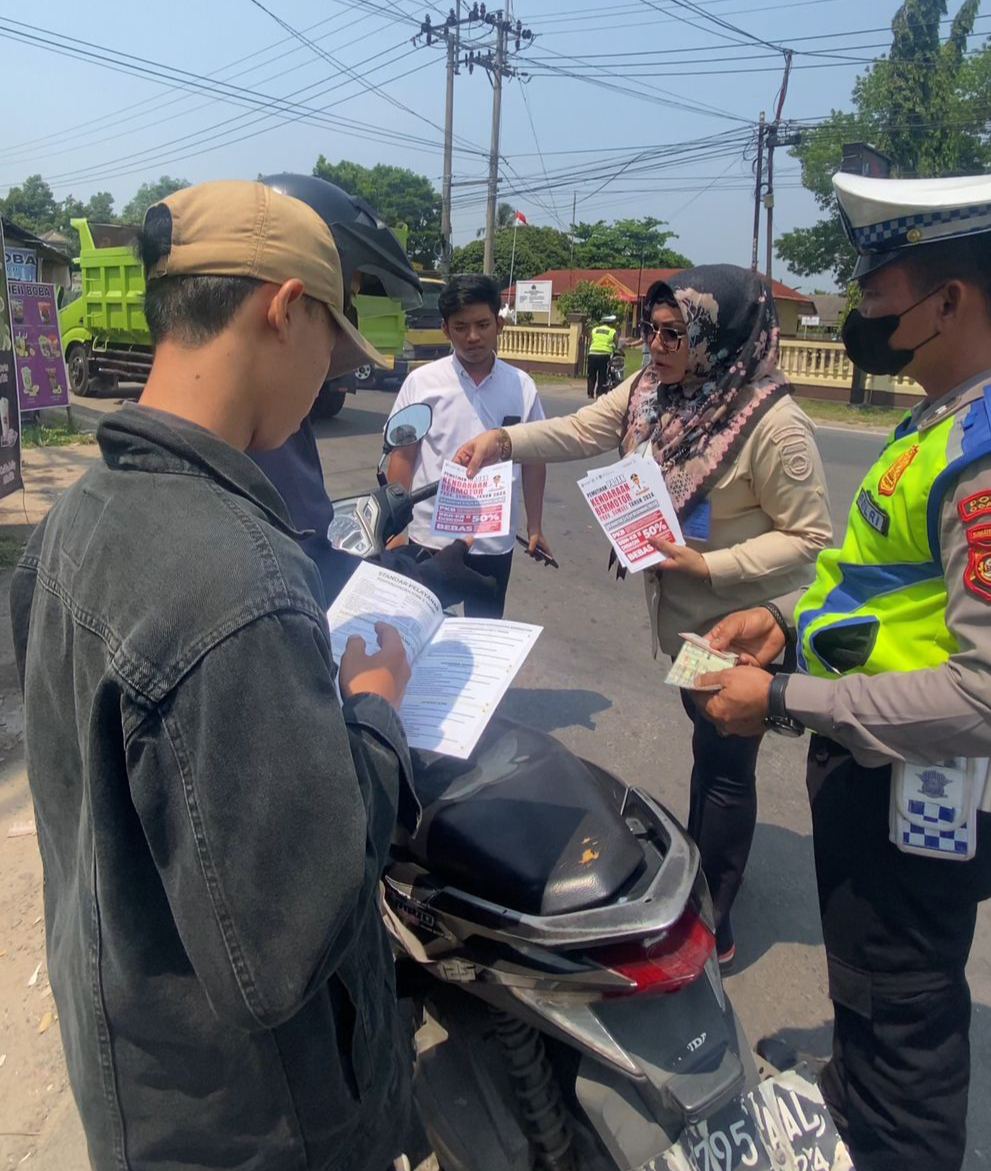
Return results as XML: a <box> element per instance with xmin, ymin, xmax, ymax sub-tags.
<box><xmin>807</xmin><ymin>736</ymin><xmax>991</xmax><ymax>1171</ymax></box>
<box><xmin>587</xmin><ymin>353</ymin><xmax>610</xmax><ymax>397</ymax></box>
<box><xmin>681</xmin><ymin>692</ymin><xmax>762</xmax><ymax>951</ymax></box>
<box><xmin>408</xmin><ymin>541</ymin><xmax>513</xmax><ymax>619</ymax></box>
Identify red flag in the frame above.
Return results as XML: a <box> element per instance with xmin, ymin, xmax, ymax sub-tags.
<box><xmin>514</xmin><ymin>210</ymin><xmax>528</xmax><ymax>225</ymax></box>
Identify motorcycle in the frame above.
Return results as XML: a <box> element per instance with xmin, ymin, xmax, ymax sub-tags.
<box><xmin>605</xmin><ymin>351</ymin><xmax>627</xmax><ymax>394</ymax></box>
<box><xmin>329</xmin><ymin>406</ymin><xmax>852</xmax><ymax>1171</ymax></box>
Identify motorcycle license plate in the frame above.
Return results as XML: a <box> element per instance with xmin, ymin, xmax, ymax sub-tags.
<box><xmin>678</xmin><ymin>1095</ymin><xmax>771</xmax><ymax>1171</ymax></box>
<box><xmin>648</xmin><ymin>1071</ymin><xmax>853</xmax><ymax>1171</ymax></box>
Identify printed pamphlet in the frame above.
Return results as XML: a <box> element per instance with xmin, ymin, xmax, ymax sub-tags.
<box><xmin>431</xmin><ymin>459</ymin><xmax>513</xmax><ymax>540</ymax></box>
<box><xmin>578</xmin><ymin>454</ymin><xmax>684</xmax><ymax>573</ymax></box>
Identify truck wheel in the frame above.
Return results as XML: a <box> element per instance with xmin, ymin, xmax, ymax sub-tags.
<box><xmin>354</xmin><ymin>363</ymin><xmax>375</xmax><ymax>388</ymax></box>
<box><xmin>313</xmin><ymin>386</ymin><xmax>348</xmax><ymax>418</ymax></box>
<box><xmin>66</xmin><ymin>343</ymin><xmax>91</xmax><ymax>396</ymax></box>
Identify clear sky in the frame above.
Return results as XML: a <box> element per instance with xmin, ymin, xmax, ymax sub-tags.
<box><xmin>2</xmin><ymin>0</ymin><xmax>988</xmax><ymax>290</ymax></box>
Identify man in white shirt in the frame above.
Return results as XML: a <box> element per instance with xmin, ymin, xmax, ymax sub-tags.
<box><xmin>388</xmin><ymin>274</ymin><xmax>551</xmax><ymax>619</ymax></box>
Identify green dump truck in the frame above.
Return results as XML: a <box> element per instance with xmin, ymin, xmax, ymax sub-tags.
<box><xmin>59</xmin><ymin>219</ymin><xmax>408</xmax><ymax>417</ymax></box>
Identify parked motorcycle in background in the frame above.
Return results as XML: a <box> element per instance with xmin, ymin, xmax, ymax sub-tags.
<box><xmin>329</xmin><ymin>407</ymin><xmax>854</xmax><ymax>1171</ymax></box>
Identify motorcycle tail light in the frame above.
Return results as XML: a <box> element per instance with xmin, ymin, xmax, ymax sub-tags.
<box><xmin>595</xmin><ymin>910</ymin><xmax>715</xmax><ymax>996</ymax></box>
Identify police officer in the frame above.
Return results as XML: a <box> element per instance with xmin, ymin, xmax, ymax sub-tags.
<box><xmin>586</xmin><ymin>313</ymin><xmax>618</xmax><ymax>397</ymax></box>
<box><xmin>692</xmin><ymin>171</ymin><xmax>991</xmax><ymax>1171</ymax></box>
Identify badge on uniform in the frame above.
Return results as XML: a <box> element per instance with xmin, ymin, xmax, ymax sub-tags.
<box><xmin>961</xmin><ymin>511</ymin><xmax>991</xmax><ymax>604</ymax></box>
<box><xmin>877</xmin><ymin>444</ymin><xmax>919</xmax><ymax>497</ymax></box>
<box><xmin>889</xmin><ymin>757</ymin><xmax>990</xmax><ymax>860</ymax></box>
<box><xmin>856</xmin><ymin>487</ymin><xmax>890</xmax><ymax>536</ymax></box>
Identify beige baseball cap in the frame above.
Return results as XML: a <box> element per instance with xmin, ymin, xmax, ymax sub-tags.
<box><xmin>144</xmin><ymin>180</ymin><xmax>386</xmax><ymax>377</ymax></box>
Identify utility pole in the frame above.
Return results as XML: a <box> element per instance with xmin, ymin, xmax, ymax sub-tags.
<box><xmin>764</xmin><ymin>50</ymin><xmax>794</xmax><ymax>283</ymax></box>
<box><xmin>416</xmin><ymin>6</ymin><xmax>532</xmax><ymax>279</ymax></box>
<box><xmin>483</xmin><ymin>17</ymin><xmax>507</xmax><ymax>276</ymax></box>
<box><xmin>440</xmin><ymin>3</ymin><xmax>460</xmax><ymax>277</ymax></box>
<box><xmin>751</xmin><ymin>111</ymin><xmax>766</xmax><ymax>272</ymax></box>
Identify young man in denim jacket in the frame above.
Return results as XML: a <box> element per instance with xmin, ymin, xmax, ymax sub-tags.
<box><xmin>12</xmin><ymin>181</ymin><xmax>418</xmax><ymax>1171</ymax></box>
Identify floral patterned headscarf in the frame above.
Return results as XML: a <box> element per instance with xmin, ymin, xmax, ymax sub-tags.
<box><xmin>621</xmin><ymin>265</ymin><xmax>790</xmax><ymax>523</ymax></box>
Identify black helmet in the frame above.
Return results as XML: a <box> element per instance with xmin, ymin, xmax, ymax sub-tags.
<box><xmin>260</xmin><ymin>173</ymin><xmax>422</xmax><ymax>310</ymax></box>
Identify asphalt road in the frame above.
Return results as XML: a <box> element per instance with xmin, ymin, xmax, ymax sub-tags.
<box><xmin>314</xmin><ymin>383</ymin><xmax>991</xmax><ymax>1170</ymax></box>
<box><xmin>72</xmin><ymin>380</ymin><xmax>990</xmax><ymax>1166</ymax></box>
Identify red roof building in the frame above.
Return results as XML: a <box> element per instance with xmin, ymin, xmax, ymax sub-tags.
<box><xmin>507</xmin><ymin>268</ymin><xmax>815</xmax><ymax>336</ymax></box>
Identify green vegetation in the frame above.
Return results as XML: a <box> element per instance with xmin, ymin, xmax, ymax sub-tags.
<box><xmin>795</xmin><ymin>398</ymin><xmax>906</xmax><ymax>430</ymax></box>
<box><xmin>778</xmin><ymin>0</ymin><xmax>990</xmax><ymax>285</ymax></box>
<box><xmin>22</xmin><ymin>418</ymin><xmax>96</xmax><ymax>448</ymax></box>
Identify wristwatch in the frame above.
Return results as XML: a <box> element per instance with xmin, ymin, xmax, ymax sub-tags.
<box><xmin>763</xmin><ymin>673</ymin><xmax>805</xmax><ymax>738</ymax></box>
<box><xmin>496</xmin><ymin>428</ymin><xmax>513</xmax><ymax>461</ymax></box>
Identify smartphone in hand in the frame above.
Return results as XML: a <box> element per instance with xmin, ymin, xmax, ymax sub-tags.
<box><xmin>516</xmin><ymin>533</ymin><xmax>559</xmax><ymax>568</ymax></box>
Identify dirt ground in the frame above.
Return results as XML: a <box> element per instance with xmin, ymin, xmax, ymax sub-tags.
<box><xmin>0</xmin><ymin>445</ymin><xmax>99</xmax><ymax>1171</ymax></box>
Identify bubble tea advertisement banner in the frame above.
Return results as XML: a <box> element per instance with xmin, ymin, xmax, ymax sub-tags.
<box><xmin>0</xmin><ymin>224</ymin><xmax>24</xmax><ymax>500</ymax></box>
<box><xmin>7</xmin><ymin>281</ymin><xmax>69</xmax><ymax>412</ymax></box>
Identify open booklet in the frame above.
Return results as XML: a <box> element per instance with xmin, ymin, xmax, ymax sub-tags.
<box><xmin>327</xmin><ymin>561</ymin><xmax>542</xmax><ymax>760</ymax></box>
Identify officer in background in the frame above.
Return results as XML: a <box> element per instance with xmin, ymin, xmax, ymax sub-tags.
<box><xmin>586</xmin><ymin>313</ymin><xmax>618</xmax><ymax>398</ymax></box>
<box><xmin>693</xmin><ymin>172</ymin><xmax>991</xmax><ymax>1171</ymax></box>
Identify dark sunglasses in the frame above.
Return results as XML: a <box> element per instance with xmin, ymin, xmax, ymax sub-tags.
<box><xmin>640</xmin><ymin>321</ymin><xmax>687</xmax><ymax>350</ymax></box>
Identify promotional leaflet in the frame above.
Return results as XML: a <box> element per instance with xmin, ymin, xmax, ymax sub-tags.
<box><xmin>431</xmin><ymin>459</ymin><xmax>513</xmax><ymax>540</ymax></box>
<box><xmin>578</xmin><ymin>454</ymin><xmax>683</xmax><ymax>573</ymax></box>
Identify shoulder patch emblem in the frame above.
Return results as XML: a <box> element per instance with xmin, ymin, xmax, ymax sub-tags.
<box><xmin>965</xmin><ymin>541</ymin><xmax>991</xmax><ymax>604</ymax></box>
<box><xmin>958</xmin><ymin>490</ymin><xmax>991</xmax><ymax>525</ymax></box>
<box><xmin>878</xmin><ymin>444</ymin><xmax>919</xmax><ymax>497</ymax></box>
<box><xmin>777</xmin><ymin>433</ymin><xmax>813</xmax><ymax>482</ymax></box>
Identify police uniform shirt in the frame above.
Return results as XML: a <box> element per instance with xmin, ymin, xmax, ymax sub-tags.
<box><xmin>787</xmin><ymin>368</ymin><xmax>991</xmax><ymax>768</ymax></box>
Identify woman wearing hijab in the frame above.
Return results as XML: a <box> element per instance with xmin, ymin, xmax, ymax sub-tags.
<box><xmin>456</xmin><ymin>265</ymin><xmax>833</xmax><ymax>968</ymax></box>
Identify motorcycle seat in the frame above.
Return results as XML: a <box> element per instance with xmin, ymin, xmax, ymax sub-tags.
<box><xmin>406</xmin><ymin>719</ymin><xmax>643</xmax><ymax>916</ymax></box>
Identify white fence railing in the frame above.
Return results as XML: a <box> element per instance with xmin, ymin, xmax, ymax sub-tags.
<box><xmin>780</xmin><ymin>339</ymin><xmax>923</xmax><ymax>399</ymax></box>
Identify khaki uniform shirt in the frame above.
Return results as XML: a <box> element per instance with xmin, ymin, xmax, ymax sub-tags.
<box><xmin>506</xmin><ymin>373</ymin><xmax>833</xmax><ymax>657</ymax></box>
<box><xmin>786</xmin><ymin>370</ymin><xmax>991</xmax><ymax>767</ymax></box>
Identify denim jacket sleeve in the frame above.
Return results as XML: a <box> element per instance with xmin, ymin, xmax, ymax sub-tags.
<box><xmin>124</xmin><ymin>608</ymin><xmax>416</xmax><ymax>1032</ymax></box>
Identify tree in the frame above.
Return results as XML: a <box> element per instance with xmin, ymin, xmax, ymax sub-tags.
<box><xmin>557</xmin><ymin>282</ymin><xmax>622</xmax><ymax>324</ymax></box>
<box><xmin>83</xmin><ymin>192</ymin><xmax>116</xmax><ymax>223</ymax></box>
<box><xmin>0</xmin><ymin>174</ymin><xmax>59</xmax><ymax>235</ymax></box>
<box><xmin>450</xmin><ymin>225</ymin><xmax>573</xmax><ymax>284</ymax></box>
<box><xmin>121</xmin><ymin>176</ymin><xmax>190</xmax><ymax>224</ymax></box>
<box><xmin>573</xmin><ymin>217</ymin><xmax>692</xmax><ymax>269</ymax></box>
<box><xmin>476</xmin><ymin>202</ymin><xmax>517</xmax><ymax>237</ymax></box>
<box><xmin>313</xmin><ymin>156</ymin><xmax>442</xmax><ymax>267</ymax></box>
<box><xmin>777</xmin><ymin>0</ymin><xmax>991</xmax><ymax>285</ymax></box>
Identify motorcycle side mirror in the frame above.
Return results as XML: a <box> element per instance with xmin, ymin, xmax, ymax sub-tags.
<box><xmin>377</xmin><ymin>402</ymin><xmax>433</xmax><ymax>486</ymax></box>
<box><xmin>384</xmin><ymin>403</ymin><xmax>432</xmax><ymax>453</ymax></box>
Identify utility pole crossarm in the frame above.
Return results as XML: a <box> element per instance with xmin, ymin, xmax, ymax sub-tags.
<box><xmin>414</xmin><ymin>5</ymin><xmax>533</xmax><ymax>279</ymax></box>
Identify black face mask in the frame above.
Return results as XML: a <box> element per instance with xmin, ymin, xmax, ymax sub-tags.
<box><xmin>842</xmin><ymin>285</ymin><xmax>945</xmax><ymax>376</ymax></box>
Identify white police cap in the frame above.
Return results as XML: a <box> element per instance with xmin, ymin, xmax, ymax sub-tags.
<box><xmin>833</xmin><ymin>171</ymin><xmax>991</xmax><ymax>280</ymax></box>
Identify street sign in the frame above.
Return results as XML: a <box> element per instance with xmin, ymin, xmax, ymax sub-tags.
<box><xmin>515</xmin><ymin>280</ymin><xmax>553</xmax><ymax>314</ymax></box>
<box><xmin>799</xmin><ymin>315</ymin><xmax>821</xmax><ymax>327</ymax></box>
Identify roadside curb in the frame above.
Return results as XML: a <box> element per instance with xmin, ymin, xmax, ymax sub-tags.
<box><xmin>813</xmin><ymin>421</ymin><xmax>889</xmax><ymax>436</ymax></box>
